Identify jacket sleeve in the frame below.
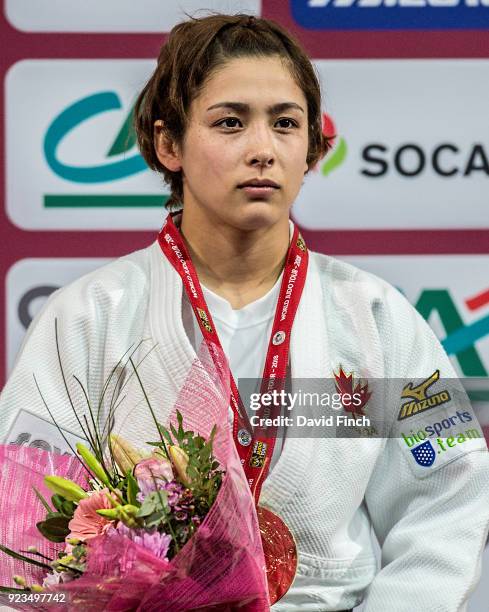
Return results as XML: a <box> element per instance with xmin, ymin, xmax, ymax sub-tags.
<box><xmin>364</xmin><ymin>283</ymin><xmax>489</xmax><ymax>611</ymax></box>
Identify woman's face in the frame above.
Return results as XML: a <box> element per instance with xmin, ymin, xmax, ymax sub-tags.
<box><xmin>163</xmin><ymin>55</ymin><xmax>309</xmax><ymax>231</ymax></box>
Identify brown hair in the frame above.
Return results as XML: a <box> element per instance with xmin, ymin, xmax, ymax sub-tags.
<box><xmin>134</xmin><ymin>13</ymin><xmax>332</xmax><ymax>210</ymax></box>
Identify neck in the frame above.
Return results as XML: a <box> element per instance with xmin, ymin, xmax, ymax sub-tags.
<box><xmin>179</xmin><ymin>209</ymin><xmax>290</xmax><ymax>309</ymax></box>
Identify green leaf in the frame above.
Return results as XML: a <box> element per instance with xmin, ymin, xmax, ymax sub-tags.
<box><xmin>51</xmin><ymin>494</ymin><xmax>63</xmax><ymax>512</ymax></box>
<box><xmin>36</xmin><ymin>515</ymin><xmax>70</xmax><ymax>543</ymax></box>
<box><xmin>144</xmin><ymin>510</ymin><xmax>167</xmax><ymax>528</ymax></box>
<box><xmin>160</xmin><ymin>428</ymin><xmax>173</xmax><ymax>445</ymax></box>
<box><xmin>0</xmin><ymin>586</ymin><xmax>27</xmax><ymax>593</ymax></box>
<box><xmin>51</xmin><ymin>496</ymin><xmax>76</xmax><ymax>517</ymax></box>
<box><xmin>72</xmin><ymin>545</ymin><xmax>86</xmax><ymax>561</ymax></box>
<box><xmin>46</xmin><ymin>510</ymin><xmax>62</xmax><ymax>520</ymax></box>
<box><xmin>201</xmin><ymin>445</ymin><xmax>211</xmax><ymax>463</ymax></box>
<box><xmin>137</xmin><ymin>496</ymin><xmax>156</xmax><ymax>518</ymax></box>
<box><xmin>51</xmin><ymin>494</ymin><xmax>66</xmax><ymax>513</ymax></box>
<box><xmin>137</xmin><ymin>489</ymin><xmax>169</xmax><ymax>519</ymax></box>
<box><xmin>0</xmin><ymin>544</ymin><xmax>51</xmax><ymax>570</ymax></box>
<box><xmin>177</xmin><ymin>411</ymin><xmax>184</xmax><ymax>441</ymax></box>
<box><xmin>187</xmin><ymin>465</ymin><xmax>199</xmax><ymax>480</ymax></box>
<box><xmin>61</xmin><ymin>499</ymin><xmax>76</xmax><ymax>517</ymax></box>
<box><xmin>126</xmin><ymin>472</ymin><xmax>140</xmax><ymax>507</ymax></box>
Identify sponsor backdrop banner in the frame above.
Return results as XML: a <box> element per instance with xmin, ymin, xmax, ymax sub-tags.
<box><xmin>341</xmin><ymin>256</ymin><xmax>489</xmax><ymax>433</ymax></box>
<box><xmin>6</xmin><ymin>258</ymin><xmax>110</xmax><ymax>373</ymax></box>
<box><xmin>6</xmin><ymin>60</ymin><xmax>168</xmax><ymax>230</ymax></box>
<box><xmin>6</xmin><ymin>58</ymin><xmax>489</xmax><ymax>232</ymax></box>
<box><xmin>291</xmin><ymin>0</ymin><xmax>489</xmax><ymax>31</ymax></box>
<box><xmin>1</xmin><ymin>2</ymin><xmax>488</xmax><ymax>609</ymax></box>
<box><xmin>5</xmin><ymin>0</ymin><xmax>262</xmax><ymax>32</ymax></box>
<box><xmin>293</xmin><ymin>60</ymin><xmax>489</xmax><ymax>231</ymax></box>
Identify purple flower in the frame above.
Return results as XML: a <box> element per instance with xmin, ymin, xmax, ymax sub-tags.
<box><xmin>134</xmin><ymin>456</ymin><xmax>173</xmax><ymax>500</ymax></box>
<box><xmin>162</xmin><ymin>481</ymin><xmax>185</xmax><ymax>507</ymax></box>
<box><xmin>115</xmin><ymin>523</ymin><xmax>171</xmax><ymax>561</ymax></box>
<box><xmin>166</xmin><ymin>485</ymin><xmax>197</xmax><ymax>523</ymax></box>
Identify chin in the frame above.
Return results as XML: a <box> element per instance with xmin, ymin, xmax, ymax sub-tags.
<box><xmin>228</xmin><ymin>201</ymin><xmax>287</xmax><ymax>232</ymax></box>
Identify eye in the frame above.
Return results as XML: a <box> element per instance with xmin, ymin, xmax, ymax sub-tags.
<box><xmin>275</xmin><ymin>118</ymin><xmax>298</xmax><ymax>130</ymax></box>
<box><xmin>215</xmin><ymin>117</ymin><xmax>242</xmax><ymax>129</ymax></box>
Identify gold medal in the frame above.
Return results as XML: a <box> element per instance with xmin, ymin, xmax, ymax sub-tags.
<box><xmin>257</xmin><ymin>506</ymin><xmax>298</xmax><ymax>605</ymax></box>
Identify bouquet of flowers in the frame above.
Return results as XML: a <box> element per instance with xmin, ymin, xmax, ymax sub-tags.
<box><xmin>0</xmin><ymin>338</ymin><xmax>269</xmax><ymax>611</ymax></box>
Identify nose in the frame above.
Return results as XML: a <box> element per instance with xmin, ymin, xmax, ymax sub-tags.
<box><xmin>245</xmin><ymin>123</ymin><xmax>275</xmax><ymax>169</ymax></box>
<box><xmin>249</xmin><ymin>152</ymin><xmax>274</xmax><ymax>168</ymax></box>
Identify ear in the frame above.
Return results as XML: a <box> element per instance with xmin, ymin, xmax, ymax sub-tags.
<box><xmin>154</xmin><ymin>120</ymin><xmax>182</xmax><ymax>172</ymax></box>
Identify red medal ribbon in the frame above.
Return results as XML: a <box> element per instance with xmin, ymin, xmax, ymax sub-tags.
<box><xmin>158</xmin><ymin>212</ymin><xmax>308</xmax><ymax>503</ymax></box>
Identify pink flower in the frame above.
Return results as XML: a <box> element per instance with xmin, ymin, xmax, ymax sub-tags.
<box><xmin>115</xmin><ymin>523</ymin><xmax>171</xmax><ymax>561</ymax></box>
<box><xmin>68</xmin><ymin>489</ymin><xmax>114</xmax><ymax>542</ymax></box>
<box><xmin>134</xmin><ymin>456</ymin><xmax>173</xmax><ymax>497</ymax></box>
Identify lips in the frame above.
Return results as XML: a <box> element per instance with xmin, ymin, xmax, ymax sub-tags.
<box><xmin>238</xmin><ymin>179</ymin><xmax>280</xmax><ymax>189</ymax></box>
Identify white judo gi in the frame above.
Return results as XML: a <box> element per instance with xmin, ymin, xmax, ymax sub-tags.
<box><xmin>1</xmin><ymin>238</ymin><xmax>488</xmax><ymax>611</ymax></box>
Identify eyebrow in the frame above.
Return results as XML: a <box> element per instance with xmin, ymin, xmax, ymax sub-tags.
<box><xmin>206</xmin><ymin>101</ymin><xmax>305</xmax><ymax>114</ymax></box>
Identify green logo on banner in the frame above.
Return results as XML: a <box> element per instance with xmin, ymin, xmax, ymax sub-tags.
<box><xmin>320</xmin><ymin>113</ymin><xmax>347</xmax><ymax>177</ymax></box>
<box><xmin>43</xmin><ymin>92</ymin><xmax>167</xmax><ymax>208</ymax></box>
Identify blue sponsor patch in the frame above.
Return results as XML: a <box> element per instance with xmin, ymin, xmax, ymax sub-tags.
<box><xmin>291</xmin><ymin>0</ymin><xmax>489</xmax><ymax>31</ymax></box>
<box><xmin>411</xmin><ymin>440</ymin><xmax>436</xmax><ymax>467</ymax></box>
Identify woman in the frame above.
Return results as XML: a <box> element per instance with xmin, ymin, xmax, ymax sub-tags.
<box><xmin>1</xmin><ymin>14</ymin><xmax>488</xmax><ymax>612</ymax></box>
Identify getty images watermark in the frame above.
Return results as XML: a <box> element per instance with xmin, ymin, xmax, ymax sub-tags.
<box><xmin>237</xmin><ymin>375</ymin><xmax>488</xmax><ymax>439</ymax></box>
<box><xmin>249</xmin><ymin>388</ymin><xmax>370</xmax><ymax>429</ymax></box>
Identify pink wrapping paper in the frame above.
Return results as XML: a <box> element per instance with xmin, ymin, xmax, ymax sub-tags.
<box><xmin>0</xmin><ymin>343</ymin><xmax>269</xmax><ymax>611</ymax></box>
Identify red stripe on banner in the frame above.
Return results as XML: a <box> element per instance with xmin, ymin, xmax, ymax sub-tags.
<box><xmin>466</xmin><ymin>288</ymin><xmax>489</xmax><ymax>312</ymax></box>
<box><xmin>293</xmin><ymin>225</ymin><xmax>489</xmax><ymax>256</ymax></box>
